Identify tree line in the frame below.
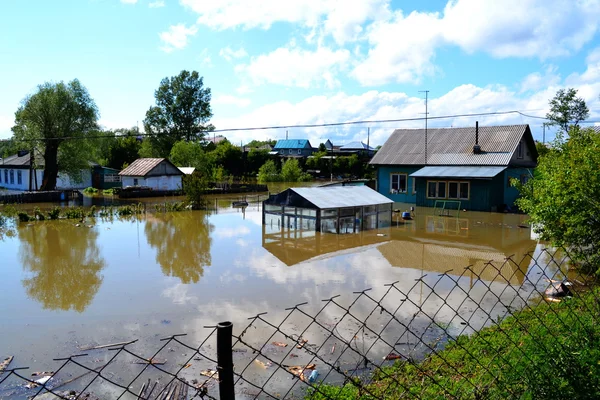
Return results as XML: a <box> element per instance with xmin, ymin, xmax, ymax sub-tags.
<box><xmin>3</xmin><ymin>70</ymin><xmax>374</xmax><ymax>191</ymax></box>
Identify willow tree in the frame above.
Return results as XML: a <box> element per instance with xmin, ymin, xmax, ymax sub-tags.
<box><xmin>12</xmin><ymin>79</ymin><xmax>99</xmax><ymax>190</ymax></box>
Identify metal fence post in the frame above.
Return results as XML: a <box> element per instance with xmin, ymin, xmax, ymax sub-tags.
<box><xmin>217</xmin><ymin>321</ymin><xmax>235</xmax><ymax>400</ymax></box>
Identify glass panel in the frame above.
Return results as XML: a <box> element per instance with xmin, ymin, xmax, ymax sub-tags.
<box><xmin>427</xmin><ymin>181</ymin><xmax>436</xmax><ymax>198</ymax></box>
<box><xmin>459</xmin><ymin>182</ymin><xmax>469</xmax><ymax>199</ymax></box>
<box><xmin>363</xmin><ymin>214</ymin><xmax>377</xmax><ymax>230</ymax></box>
<box><xmin>320</xmin><ymin>218</ymin><xmax>337</xmax><ymax>233</ymax></box>
<box><xmin>265</xmin><ymin>204</ymin><xmax>282</xmax><ymax>213</ymax></box>
<box><xmin>378</xmin><ymin>203</ymin><xmax>391</xmax><ymax>211</ymax></box>
<box><xmin>284</xmin><ymin>206</ymin><xmax>296</xmax><ymax>214</ymax></box>
<box><xmin>399</xmin><ymin>174</ymin><xmax>406</xmax><ymax>192</ymax></box>
<box><xmin>377</xmin><ymin>210</ymin><xmax>391</xmax><ymax>228</ymax></box>
<box><xmin>438</xmin><ymin>182</ymin><xmax>446</xmax><ymax>198</ymax></box>
<box><xmin>448</xmin><ymin>182</ymin><xmax>458</xmax><ymax>199</ymax></box>
<box><xmin>363</xmin><ymin>205</ymin><xmax>377</xmax><ymax>214</ymax></box>
<box><xmin>321</xmin><ymin>209</ymin><xmax>338</xmax><ymax>218</ymax></box>
<box><xmin>339</xmin><ymin>217</ymin><xmax>355</xmax><ymax>234</ymax></box>
<box><xmin>339</xmin><ymin>207</ymin><xmax>354</xmax><ymax>217</ymax></box>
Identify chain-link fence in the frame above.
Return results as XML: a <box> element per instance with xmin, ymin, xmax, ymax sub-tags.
<box><xmin>1</xmin><ymin>246</ymin><xmax>597</xmax><ymax>399</ymax></box>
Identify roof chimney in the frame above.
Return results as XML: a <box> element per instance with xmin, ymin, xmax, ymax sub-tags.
<box><xmin>473</xmin><ymin>121</ymin><xmax>482</xmax><ymax>154</ymax></box>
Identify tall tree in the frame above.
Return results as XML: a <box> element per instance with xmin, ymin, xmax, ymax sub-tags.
<box><xmin>106</xmin><ymin>128</ymin><xmax>142</xmax><ymax>170</ymax></box>
<box><xmin>546</xmin><ymin>88</ymin><xmax>589</xmax><ymax>137</ymax></box>
<box><xmin>12</xmin><ymin>80</ymin><xmax>99</xmax><ymax>190</ymax></box>
<box><xmin>144</xmin><ymin>70</ymin><xmax>213</xmax><ymax>157</ymax></box>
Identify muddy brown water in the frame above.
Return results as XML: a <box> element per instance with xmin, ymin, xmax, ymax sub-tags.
<box><xmin>0</xmin><ymin>196</ymin><xmax>566</xmax><ymax>399</ymax></box>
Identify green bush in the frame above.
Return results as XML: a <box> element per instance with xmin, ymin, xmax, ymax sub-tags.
<box><xmin>47</xmin><ymin>207</ymin><xmax>61</xmax><ymax>220</ymax></box>
<box><xmin>82</xmin><ymin>187</ymin><xmax>99</xmax><ymax>195</ymax></box>
<box><xmin>103</xmin><ymin>188</ymin><xmax>115</xmax><ymax>195</ymax></box>
<box><xmin>17</xmin><ymin>211</ymin><xmax>31</xmax><ymax>222</ymax></box>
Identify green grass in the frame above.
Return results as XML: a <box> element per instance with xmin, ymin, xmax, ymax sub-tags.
<box><xmin>307</xmin><ymin>289</ymin><xmax>600</xmax><ymax>400</ymax></box>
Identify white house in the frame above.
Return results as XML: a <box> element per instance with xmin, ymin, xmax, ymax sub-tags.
<box><xmin>119</xmin><ymin>158</ymin><xmax>183</xmax><ymax>191</ymax></box>
<box><xmin>0</xmin><ymin>151</ymin><xmax>92</xmax><ymax>191</ymax></box>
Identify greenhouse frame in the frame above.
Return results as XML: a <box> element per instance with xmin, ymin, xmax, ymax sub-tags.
<box><xmin>262</xmin><ymin>186</ymin><xmax>393</xmax><ymax>234</ymax></box>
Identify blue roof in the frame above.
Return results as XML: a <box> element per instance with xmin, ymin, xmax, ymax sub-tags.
<box><xmin>340</xmin><ymin>141</ymin><xmax>374</xmax><ymax>150</ymax></box>
<box><xmin>274</xmin><ymin>139</ymin><xmax>311</xmax><ymax>149</ymax></box>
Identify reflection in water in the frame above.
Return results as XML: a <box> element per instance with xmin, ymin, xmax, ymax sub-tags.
<box><xmin>19</xmin><ymin>221</ymin><xmax>105</xmax><ymax>312</ymax></box>
<box><xmin>145</xmin><ymin>212</ymin><xmax>213</xmax><ymax>283</ymax></box>
<box><xmin>263</xmin><ymin>211</ymin><xmax>537</xmax><ymax>284</ymax></box>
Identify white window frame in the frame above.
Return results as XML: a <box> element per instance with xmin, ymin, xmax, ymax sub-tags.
<box><xmin>17</xmin><ymin>170</ymin><xmax>22</xmax><ymax>185</ymax></box>
<box><xmin>426</xmin><ymin>180</ymin><xmax>449</xmax><ymax>199</ymax></box>
<box><xmin>447</xmin><ymin>181</ymin><xmax>470</xmax><ymax>200</ymax></box>
<box><xmin>390</xmin><ymin>173</ymin><xmax>407</xmax><ymax>194</ymax></box>
<box><xmin>297</xmin><ymin>149</ymin><xmax>301</xmax><ymax>155</ymax></box>
<box><xmin>288</xmin><ymin>149</ymin><xmax>292</xmax><ymax>154</ymax></box>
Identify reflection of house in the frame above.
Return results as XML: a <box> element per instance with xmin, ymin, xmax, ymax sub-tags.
<box><xmin>263</xmin><ymin>186</ymin><xmax>393</xmax><ymax>234</ymax></box>
<box><xmin>119</xmin><ymin>158</ymin><xmax>183</xmax><ymax>190</ymax></box>
<box><xmin>273</xmin><ymin>139</ymin><xmax>314</xmax><ymax>157</ymax></box>
<box><xmin>371</xmin><ymin>123</ymin><xmax>538</xmax><ymax>212</ymax></box>
<box><xmin>0</xmin><ymin>151</ymin><xmax>93</xmax><ymax>191</ymax></box>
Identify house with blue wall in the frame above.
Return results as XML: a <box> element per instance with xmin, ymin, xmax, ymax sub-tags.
<box><xmin>273</xmin><ymin>139</ymin><xmax>315</xmax><ymax>158</ymax></box>
<box><xmin>370</xmin><ymin>124</ymin><xmax>538</xmax><ymax>212</ymax></box>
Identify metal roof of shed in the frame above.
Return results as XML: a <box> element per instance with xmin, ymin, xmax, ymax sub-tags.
<box><xmin>410</xmin><ymin>166</ymin><xmax>506</xmax><ymax>179</ymax></box>
<box><xmin>274</xmin><ymin>139</ymin><xmax>311</xmax><ymax>149</ymax></box>
<box><xmin>290</xmin><ymin>186</ymin><xmax>392</xmax><ymax>209</ymax></box>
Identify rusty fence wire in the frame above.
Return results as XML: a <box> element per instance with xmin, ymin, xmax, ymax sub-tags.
<box><xmin>1</xmin><ymin>246</ymin><xmax>597</xmax><ymax>399</ymax></box>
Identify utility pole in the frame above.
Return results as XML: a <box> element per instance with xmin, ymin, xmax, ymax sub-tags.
<box><xmin>367</xmin><ymin>127</ymin><xmax>370</xmax><ymax>154</ymax></box>
<box><xmin>419</xmin><ymin>90</ymin><xmax>429</xmax><ymax>164</ymax></box>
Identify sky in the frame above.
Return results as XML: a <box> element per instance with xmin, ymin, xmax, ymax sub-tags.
<box><xmin>1</xmin><ymin>0</ymin><xmax>600</xmax><ymax>146</ymax></box>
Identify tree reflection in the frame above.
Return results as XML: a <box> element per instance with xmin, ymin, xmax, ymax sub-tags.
<box><xmin>144</xmin><ymin>211</ymin><xmax>213</xmax><ymax>283</ymax></box>
<box><xmin>19</xmin><ymin>221</ymin><xmax>105</xmax><ymax>312</ymax></box>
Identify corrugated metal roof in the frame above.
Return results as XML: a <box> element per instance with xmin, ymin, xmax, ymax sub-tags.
<box><xmin>340</xmin><ymin>141</ymin><xmax>374</xmax><ymax>150</ymax></box>
<box><xmin>0</xmin><ymin>152</ymin><xmax>45</xmax><ymax>167</ymax></box>
<box><xmin>370</xmin><ymin>124</ymin><xmax>530</xmax><ymax>166</ymax></box>
<box><xmin>410</xmin><ymin>166</ymin><xmax>506</xmax><ymax>179</ymax></box>
<box><xmin>274</xmin><ymin>139</ymin><xmax>311</xmax><ymax>149</ymax></box>
<box><xmin>291</xmin><ymin>186</ymin><xmax>392</xmax><ymax>209</ymax></box>
<box><xmin>119</xmin><ymin>158</ymin><xmax>166</xmax><ymax>176</ymax></box>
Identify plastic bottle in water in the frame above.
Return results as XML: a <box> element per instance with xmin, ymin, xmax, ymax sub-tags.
<box><xmin>307</xmin><ymin>369</ymin><xmax>319</xmax><ymax>383</ymax></box>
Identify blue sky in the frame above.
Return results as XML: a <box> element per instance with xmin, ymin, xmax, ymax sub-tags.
<box><xmin>1</xmin><ymin>0</ymin><xmax>599</xmax><ymax>146</ymax></box>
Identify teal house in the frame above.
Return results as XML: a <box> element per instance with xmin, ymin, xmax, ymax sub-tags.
<box><xmin>370</xmin><ymin>123</ymin><xmax>538</xmax><ymax>212</ymax></box>
<box><xmin>273</xmin><ymin>139</ymin><xmax>315</xmax><ymax>158</ymax></box>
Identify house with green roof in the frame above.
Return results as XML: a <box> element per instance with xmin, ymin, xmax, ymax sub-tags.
<box><xmin>273</xmin><ymin>139</ymin><xmax>315</xmax><ymax>158</ymax></box>
<box><xmin>370</xmin><ymin>123</ymin><xmax>538</xmax><ymax>212</ymax></box>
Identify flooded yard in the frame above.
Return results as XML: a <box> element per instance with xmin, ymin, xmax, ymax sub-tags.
<box><xmin>0</xmin><ymin>196</ymin><xmax>564</xmax><ymax>398</ymax></box>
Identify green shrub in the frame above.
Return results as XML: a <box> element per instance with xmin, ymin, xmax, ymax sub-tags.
<box><xmin>33</xmin><ymin>207</ymin><xmax>45</xmax><ymax>221</ymax></box>
<box><xmin>17</xmin><ymin>211</ymin><xmax>31</xmax><ymax>222</ymax></box>
<box><xmin>82</xmin><ymin>187</ymin><xmax>99</xmax><ymax>195</ymax></box>
<box><xmin>47</xmin><ymin>207</ymin><xmax>61</xmax><ymax>220</ymax></box>
<box><xmin>103</xmin><ymin>188</ymin><xmax>115</xmax><ymax>195</ymax></box>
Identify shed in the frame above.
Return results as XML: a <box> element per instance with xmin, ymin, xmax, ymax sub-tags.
<box><xmin>119</xmin><ymin>158</ymin><xmax>183</xmax><ymax>190</ymax></box>
<box><xmin>263</xmin><ymin>186</ymin><xmax>393</xmax><ymax>234</ymax></box>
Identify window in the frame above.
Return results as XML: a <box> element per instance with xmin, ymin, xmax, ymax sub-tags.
<box><xmin>390</xmin><ymin>173</ymin><xmax>407</xmax><ymax>193</ymax></box>
<box><xmin>3</xmin><ymin>170</ymin><xmax>7</xmax><ymax>183</ymax></box>
<box><xmin>517</xmin><ymin>141</ymin><xmax>524</xmax><ymax>159</ymax></box>
<box><xmin>9</xmin><ymin>170</ymin><xmax>14</xmax><ymax>184</ymax></box>
<box><xmin>17</xmin><ymin>170</ymin><xmax>22</xmax><ymax>185</ymax></box>
<box><xmin>133</xmin><ymin>178</ymin><xmax>139</xmax><ymax>186</ymax></box>
<box><xmin>520</xmin><ymin>174</ymin><xmax>530</xmax><ymax>185</ymax></box>
<box><xmin>288</xmin><ymin>149</ymin><xmax>293</xmax><ymax>154</ymax></box>
<box><xmin>427</xmin><ymin>181</ymin><xmax>448</xmax><ymax>199</ymax></box>
<box><xmin>297</xmin><ymin>149</ymin><xmax>301</xmax><ymax>155</ymax></box>
<box><xmin>448</xmin><ymin>181</ymin><xmax>469</xmax><ymax>200</ymax></box>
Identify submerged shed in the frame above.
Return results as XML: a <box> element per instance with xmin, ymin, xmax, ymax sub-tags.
<box><xmin>263</xmin><ymin>186</ymin><xmax>393</xmax><ymax>234</ymax></box>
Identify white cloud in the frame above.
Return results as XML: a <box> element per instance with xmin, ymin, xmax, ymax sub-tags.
<box><xmin>236</xmin><ymin>46</ymin><xmax>350</xmax><ymax>88</ymax></box>
<box><xmin>213</xmin><ymin>225</ymin><xmax>251</xmax><ymax>238</ymax></box>
<box><xmin>351</xmin><ymin>10</ymin><xmax>441</xmax><ymax>86</ymax></box>
<box><xmin>441</xmin><ymin>0</ymin><xmax>600</xmax><ymax>59</ymax></box>
<box><xmin>159</xmin><ymin>23</ymin><xmax>198</xmax><ymax>53</ymax></box>
<box><xmin>213</xmin><ymin>95</ymin><xmax>251</xmax><ymax>108</ymax></box>
<box><xmin>120</xmin><ymin>0</ymin><xmax>138</xmax><ymax>4</ymax></box>
<box><xmin>219</xmin><ymin>46</ymin><xmax>248</xmax><ymax>61</ymax></box>
<box><xmin>520</xmin><ymin>66</ymin><xmax>560</xmax><ymax>93</ymax></box>
<box><xmin>181</xmin><ymin>0</ymin><xmax>388</xmax><ymax>45</ymax></box>
<box><xmin>149</xmin><ymin>0</ymin><xmax>165</xmax><ymax>8</ymax></box>
<box><xmin>198</xmin><ymin>48</ymin><xmax>213</xmax><ymax>67</ymax></box>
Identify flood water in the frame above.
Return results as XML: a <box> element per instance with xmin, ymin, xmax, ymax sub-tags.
<box><xmin>0</xmin><ymin>195</ymin><xmax>565</xmax><ymax>399</ymax></box>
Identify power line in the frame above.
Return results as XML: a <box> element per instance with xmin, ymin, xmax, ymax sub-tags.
<box><xmin>0</xmin><ymin>109</ymin><xmax>548</xmax><ymax>143</ymax></box>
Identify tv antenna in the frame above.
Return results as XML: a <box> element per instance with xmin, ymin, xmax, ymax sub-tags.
<box><xmin>419</xmin><ymin>90</ymin><xmax>429</xmax><ymax>164</ymax></box>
